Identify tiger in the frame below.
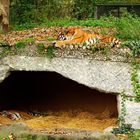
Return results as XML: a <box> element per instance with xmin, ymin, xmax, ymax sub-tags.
<box><xmin>53</xmin><ymin>27</ymin><xmax>100</xmax><ymax>47</ymax></box>
<box><xmin>53</xmin><ymin>27</ymin><xmax>121</xmax><ymax>48</ymax></box>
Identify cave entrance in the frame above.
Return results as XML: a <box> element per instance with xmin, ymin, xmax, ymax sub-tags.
<box><xmin>0</xmin><ymin>71</ymin><xmax>118</xmax><ymax>131</ymax></box>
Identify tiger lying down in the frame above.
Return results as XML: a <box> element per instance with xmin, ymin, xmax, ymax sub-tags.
<box><xmin>52</xmin><ymin>27</ymin><xmax>121</xmax><ymax>49</ymax></box>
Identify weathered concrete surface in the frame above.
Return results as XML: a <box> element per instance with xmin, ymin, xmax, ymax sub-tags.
<box><xmin>0</xmin><ymin>64</ymin><xmax>10</xmax><ymax>83</ymax></box>
<box><xmin>117</xmin><ymin>95</ymin><xmax>140</xmax><ymax>129</ymax></box>
<box><xmin>125</xmin><ymin>100</ymin><xmax>140</xmax><ymax>129</ymax></box>
<box><xmin>1</xmin><ymin>55</ymin><xmax>135</xmax><ymax>95</ymax></box>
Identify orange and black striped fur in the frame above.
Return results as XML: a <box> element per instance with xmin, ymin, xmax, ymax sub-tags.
<box><xmin>53</xmin><ymin>27</ymin><xmax>121</xmax><ymax>48</ymax></box>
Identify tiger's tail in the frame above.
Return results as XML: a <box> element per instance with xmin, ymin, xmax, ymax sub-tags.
<box><xmin>101</xmin><ymin>36</ymin><xmax>121</xmax><ymax>48</ymax></box>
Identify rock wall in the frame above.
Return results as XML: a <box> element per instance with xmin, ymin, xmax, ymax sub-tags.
<box><xmin>0</xmin><ymin>65</ymin><xmax>10</xmax><ymax>83</ymax></box>
<box><xmin>117</xmin><ymin>95</ymin><xmax>140</xmax><ymax>129</ymax></box>
<box><xmin>1</xmin><ymin>55</ymin><xmax>135</xmax><ymax>95</ymax></box>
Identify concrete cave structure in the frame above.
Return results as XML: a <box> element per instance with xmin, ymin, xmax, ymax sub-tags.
<box><xmin>0</xmin><ymin>56</ymin><xmax>140</xmax><ymax>129</ymax></box>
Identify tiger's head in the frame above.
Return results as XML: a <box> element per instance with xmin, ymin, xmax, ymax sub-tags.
<box><xmin>58</xmin><ymin>27</ymin><xmax>79</xmax><ymax>40</ymax></box>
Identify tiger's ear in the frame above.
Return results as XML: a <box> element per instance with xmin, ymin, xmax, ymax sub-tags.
<box><xmin>67</xmin><ymin>27</ymin><xmax>77</xmax><ymax>33</ymax></box>
<box><xmin>63</xmin><ymin>28</ymin><xmax>69</xmax><ymax>34</ymax></box>
<box><xmin>62</xmin><ymin>27</ymin><xmax>69</xmax><ymax>34</ymax></box>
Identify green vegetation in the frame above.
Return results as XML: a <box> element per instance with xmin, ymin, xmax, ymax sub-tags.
<box><xmin>123</xmin><ymin>40</ymin><xmax>140</xmax><ymax>57</ymax></box>
<box><xmin>10</xmin><ymin>0</ymin><xmax>97</xmax><ymax>25</ymax></box>
<box><xmin>128</xmin><ymin>129</ymin><xmax>140</xmax><ymax>140</ymax></box>
<box><xmin>15</xmin><ymin>41</ymin><xmax>26</xmax><ymax>49</ymax></box>
<box><xmin>37</xmin><ymin>43</ymin><xmax>55</xmax><ymax>59</ymax></box>
<box><xmin>0</xmin><ymin>42</ymin><xmax>12</xmax><ymax>59</ymax></box>
<box><xmin>9</xmin><ymin>0</ymin><xmax>140</xmax><ymax>25</ymax></box>
<box><xmin>15</xmin><ymin>38</ymin><xmax>35</xmax><ymax>49</ymax></box>
<box><xmin>47</xmin><ymin>45</ymin><xmax>55</xmax><ymax>59</ymax></box>
<box><xmin>115</xmin><ymin>14</ymin><xmax>140</xmax><ymax>40</ymax></box>
<box><xmin>112</xmin><ymin>123</ymin><xmax>135</xmax><ymax>134</ymax></box>
<box><xmin>11</xmin><ymin>14</ymin><xmax>140</xmax><ymax>41</ymax></box>
<box><xmin>46</xmin><ymin>37</ymin><xmax>56</xmax><ymax>41</ymax></box>
<box><xmin>23</xmin><ymin>38</ymin><xmax>35</xmax><ymax>45</ymax></box>
<box><xmin>130</xmin><ymin>60</ymin><xmax>140</xmax><ymax>102</ymax></box>
<box><xmin>37</xmin><ymin>43</ymin><xmax>45</xmax><ymax>54</ymax></box>
<box><xmin>92</xmin><ymin>45</ymin><xmax>110</xmax><ymax>57</ymax></box>
<box><xmin>11</xmin><ymin>23</ymin><xmax>39</xmax><ymax>30</ymax></box>
<box><xmin>97</xmin><ymin>0</ymin><xmax>140</xmax><ymax>4</ymax></box>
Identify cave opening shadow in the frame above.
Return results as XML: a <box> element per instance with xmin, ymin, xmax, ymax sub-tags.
<box><xmin>0</xmin><ymin>71</ymin><xmax>118</xmax><ymax>118</ymax></box>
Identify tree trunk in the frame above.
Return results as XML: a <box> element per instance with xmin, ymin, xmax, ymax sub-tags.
<box><xmin>0</xmin><ymin>0</ymin><xmax>9</xmax><ymax>33</ymax></box>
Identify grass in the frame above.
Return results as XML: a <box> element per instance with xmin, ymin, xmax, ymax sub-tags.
<box><xmin>47</xmin><ymin>45</ymin><xmax>55</xmax><ymax>59</ymax></box>
<box><xmin>15</xmin><ymin>38</ymin><xmax>35</xmax><ymax>49</ymax></box>
<box><xmin>15</xmin><ymin>41</ymin><xmax>26</xmax><ymax>49</ymax></box>
<box><xmin>115</xmin><ymin>14</ymin><xmax>140</xmax><ymax>40</ymax></box>
<box><xmin>23</xmin><ymin>38</ymin><xmax>35</xmax><ymax>44</ymax></box>
<box><xmin>37</xmin><ymin>43</ymin><xmax>45</xmax><ymax>54</ymax></box>
<box><xmin>46</xmin><ymin>36</ymin><xmax>56</xmax><ymax>41</ymax></box>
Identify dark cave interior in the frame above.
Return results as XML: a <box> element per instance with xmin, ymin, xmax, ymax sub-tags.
<box><xmin>0</xmin><ymin>71</ymin><xmax>118</xmax><ymax>117</ymax></box>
